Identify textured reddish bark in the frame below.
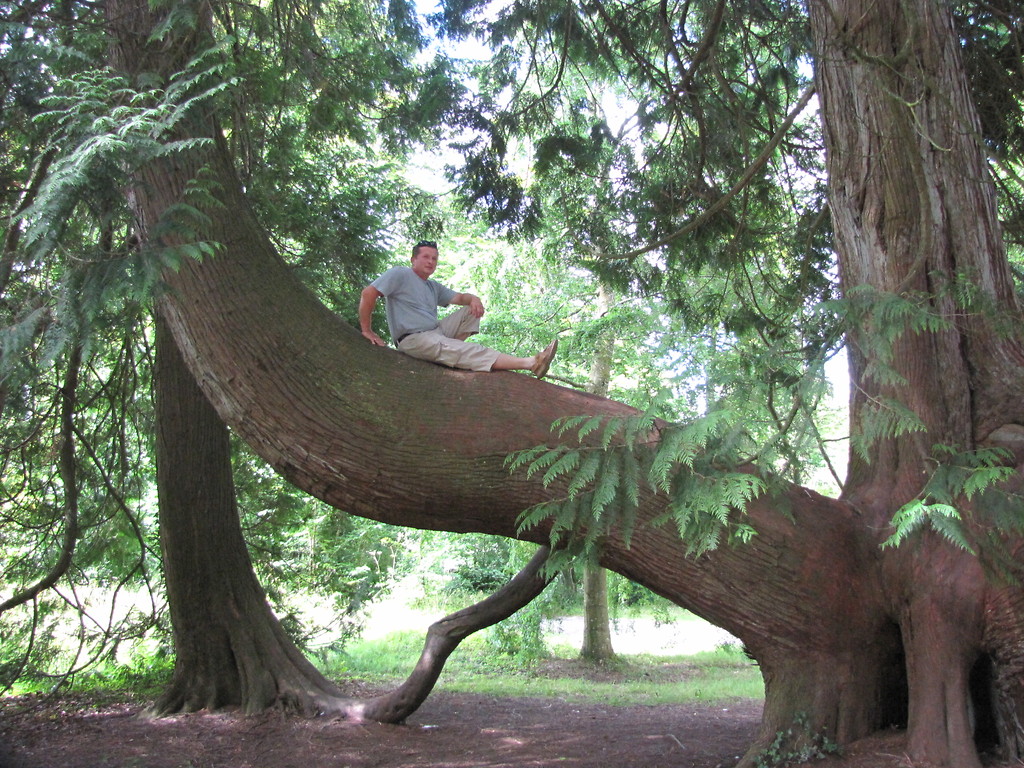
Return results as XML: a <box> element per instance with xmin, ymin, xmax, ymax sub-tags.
<box><xmin>155</xmin><ymin>286</ymin><xmax>554</xmax><ymax>720</ymax></box>
<box><xmin>153</xmin><ymin>314</ymin><xmax>353</xmax><ymax>715</ymax></box>
<box><xmin>808</xmin><ymin>1</ymin><xmax>1024</xmax><ymax>765</ymax></box>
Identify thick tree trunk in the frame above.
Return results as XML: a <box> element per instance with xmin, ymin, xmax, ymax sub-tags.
<box><xmin>127</xmin><ymin>73</ymin><xmax>894</xmax><ymax>759</ymax></box>
<box><xmin>152</xmin><ymin>315</ymin><xmax>350</xmax><ymax>716</ymax></box>
<box><xmin>156</xmin><ymin>302</ymin><xmax>555</xmax><ymax>720</ymax></box>
<box><xmin>107</xmin><ymin>0</ymin><xmax>915</xmax><ymax>757</ymax></box>
<box><xmin>809</xmin><ymin>1</ymin><xmax>1024</xmax><ymax>765</ymax></box>
<box><xmin>155</xmin><ymin>306</ymin><xmax>552</xmax><ymax>719</ymax></box>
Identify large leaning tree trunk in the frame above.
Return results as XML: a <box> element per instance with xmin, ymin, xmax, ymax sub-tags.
<box><xmin>108</xmin><ymin>0</ymin><xmax>1024</xmax><ymax>766</ymax></box>
<box><xmin>152</xmin><ymin>314</ymin><xmax>352</xmax><ymax>715</ymax></box>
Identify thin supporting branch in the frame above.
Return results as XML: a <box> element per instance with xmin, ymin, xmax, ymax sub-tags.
<box><xmin>351</xmin><ymin>546</ymin><xmax>553</xmax><ymax>723</ymax></box>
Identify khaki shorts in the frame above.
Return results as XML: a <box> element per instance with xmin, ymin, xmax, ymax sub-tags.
<box><xmin>397</xmin><ymin>306</ymin><xmax>502</xmax><ymax>372</ymax></box>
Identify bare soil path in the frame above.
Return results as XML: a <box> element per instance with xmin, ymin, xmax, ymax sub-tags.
<box><xmin>0</xmin><ymin>615</ymin><xmax>1018</xmax><ymax>768</ymax></box>
<box><xmin>0</xmin><ymin>683</ymin><xmax>757</xmax><ymax>768</ymax></box>
<box><xmin>0</xmin><ymin>678</ymin><xmax>1018</xmax><ymax>768</ymax></box>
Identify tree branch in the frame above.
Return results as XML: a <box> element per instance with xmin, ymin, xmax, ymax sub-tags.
<box><xmin>0</xmin><ymin>347</ymin><xmax>81</xmax><ymax>615</ymax></box>
<box><xmin>595</xmin><ymin>83</ymin><xmax>816</xmax><ymax>262</ymax></box>
<box><xmin>351</xmin><ymin>545</ymin><xmax>553</xmax><ymax>723</ymax></box>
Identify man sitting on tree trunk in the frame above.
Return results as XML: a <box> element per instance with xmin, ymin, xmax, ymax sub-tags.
<box><xmin>359</xmin><ymin>240</ymin><xmax>559</xmax><ymax>378</ymax></box>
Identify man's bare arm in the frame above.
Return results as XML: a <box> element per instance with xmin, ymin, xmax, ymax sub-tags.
<box><xmin>359</xmin><ymin>285</ymin><xmax>387</xmax><ymax>346</ymax></box>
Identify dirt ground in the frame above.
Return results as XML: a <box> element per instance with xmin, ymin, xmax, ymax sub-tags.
<box><xmin>0</xmin><ymin>671</ymin><xmax>1020</xmax><ymax>768</ymax></box>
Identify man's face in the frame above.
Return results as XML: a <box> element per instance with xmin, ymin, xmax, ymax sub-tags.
<box><xmin>411</xmin><ymin>246</ymin><xmax>439</xmax><ymax>279</ymax></box>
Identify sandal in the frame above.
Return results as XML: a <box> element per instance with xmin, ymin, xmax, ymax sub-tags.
<box><xmin>532</xmin><ymin>338</ymin><xmax>558</xmax><ymax>379</ymax></box>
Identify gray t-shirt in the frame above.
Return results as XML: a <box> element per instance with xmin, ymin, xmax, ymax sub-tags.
<box><xmin>372</xmin><ymin>266</ymin><xmax>456</xmax><ymax>342</ymax></box>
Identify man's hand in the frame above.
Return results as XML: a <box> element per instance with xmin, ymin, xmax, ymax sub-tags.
<box><xmin>362</xmin><ymin>330</ymin><xmax>386</xmax><ymax>346</ymax></box>
<box><xmin>454</xmin><ymin>292</ymin><xmax>485</xmax><ymax>318</ymax></box>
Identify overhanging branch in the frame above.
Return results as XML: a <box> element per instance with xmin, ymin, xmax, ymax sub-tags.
<box><xmin>596</xmin><ymin>83</ymin><xmax>816</xmax><ymax>262</ymax></box>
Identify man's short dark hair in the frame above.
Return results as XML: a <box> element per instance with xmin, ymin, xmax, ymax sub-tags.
<box><xmin>413</xmin><ymin>240</ymin><xmax>437</xmax><ymax>257</ymax></box>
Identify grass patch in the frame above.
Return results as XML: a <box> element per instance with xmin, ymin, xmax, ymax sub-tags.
<box><xmin>330</xmin><ymin>631</ymin><xmax>763</xmax><ymax>707</ymax></box>
<box><xmin>4</xmin><ymin>653</ymin><xmax>175</xmax><ymax>699</ymax></box>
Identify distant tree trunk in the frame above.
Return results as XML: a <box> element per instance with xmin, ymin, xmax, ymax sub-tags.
<box><xmin>580</xmin><ymin>566</ymin><xmax>614</xmax><ymax>661</ymax></box>
<box><xmin>151</xmin><ymin>315</ymin><xmax>349</xmax><ymax>715</ymax></box>
<box><xmin>580</xmin><ymin>284</ymin><xmax>615</xmax><ymax>663</ymax></box>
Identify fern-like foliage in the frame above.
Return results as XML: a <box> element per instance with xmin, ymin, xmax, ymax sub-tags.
<box><xmin>507</xmin><ymin>401</ymin><xmax>767</xmax><ymax>569</ymax></box>
<box><xmin>2</xmin><ymin>44</ymin><xmax>234</xmax><ymax>382</ymax></box>
<box><xmin>840</xmin><ymin>285</ymin><xmax>953</xmax><ymax>389</ymax></box>
<box><xmin>851</xmin><ymin>395</ymin><xmax>927</xmax><ymax>462</ymax></box>
<box><xmin>884</xmin><ymin>444</ymin><xmax>1018</xmax><ymax>553</ymax></box>
<box><xmin>22</xmin><ymin>43</ymin><xmax>234</xmax><ymax>266</ymax></box>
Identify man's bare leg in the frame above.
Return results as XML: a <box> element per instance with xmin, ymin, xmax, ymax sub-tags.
<box><xmin>491</xmin><ymin>353</ymin><xmax>536</xmax><ymax>372</ymax></box>
<box><xmin>490</xmin><ymin>339</ymin><xmax>558</xmax><ymax>379</ymax></box>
